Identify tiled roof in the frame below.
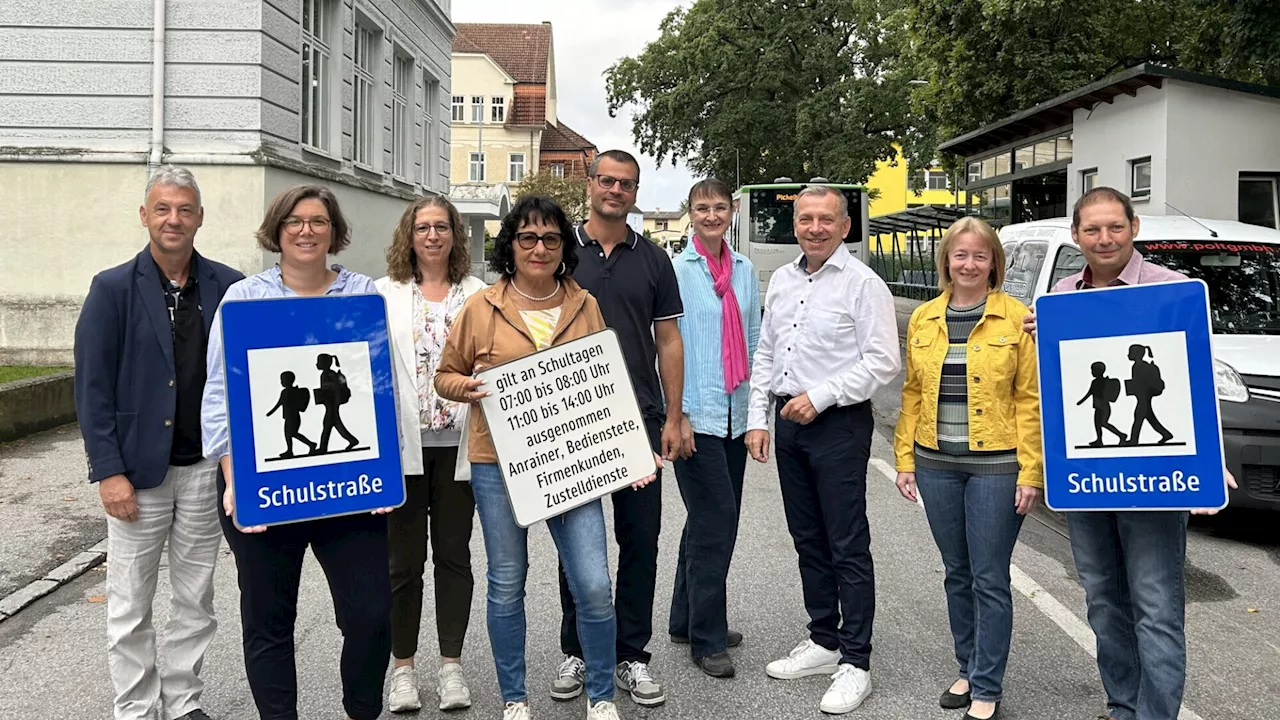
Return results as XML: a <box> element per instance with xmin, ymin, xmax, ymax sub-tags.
<box><xmin>507</xmin><ymin>91</ymin><xmax>547</xmax><ymax>127</ymax></box>
<box><xmin>645</xmin><ymin>210</ymin><xmax>685</xmax><ymax>221</ymax></box>
<box><xmin>540</xmin><ymin>121</ymin><xmax>596</xmax><ymax>152</ymax></box>
<box><xmin>454</xmin><ymin>23</ymin><xmax>552</xmax><ymax>84</ymax></box>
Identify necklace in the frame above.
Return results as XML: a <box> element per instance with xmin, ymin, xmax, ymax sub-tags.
<box><xmin>511</xmin><ymin>279</ymin><xmax>560</xmax><ymax>302</ymax></box>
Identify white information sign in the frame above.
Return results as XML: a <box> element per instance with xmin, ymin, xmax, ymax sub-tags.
<box><xmin>476</xmin><ymin>329</ymin><xmax>656</xmax><ymax>527</ymax></box>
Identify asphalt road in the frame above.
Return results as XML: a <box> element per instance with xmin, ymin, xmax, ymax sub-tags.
<box><xmin>2</xmin><ymin>299</ymin><xmax>1277</xmax><ymax>719</ymax></box>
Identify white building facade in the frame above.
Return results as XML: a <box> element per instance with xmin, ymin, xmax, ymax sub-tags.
<box><xmin>0</xmin><ymin>0</ymin><xmax>455</xmax><ymax>364</ymax></box>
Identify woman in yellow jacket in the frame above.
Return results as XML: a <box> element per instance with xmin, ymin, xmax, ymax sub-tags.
<box><xmin>893</xmin><ymin>216</ymin><xmax>1042</xmax><ymax>720</ymax></box>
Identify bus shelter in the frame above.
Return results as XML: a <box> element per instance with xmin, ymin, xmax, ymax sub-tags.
<box><xmin>867</xmin><ymin>205</ymin><xmax>966</xmax><ymax>300</ymax></box>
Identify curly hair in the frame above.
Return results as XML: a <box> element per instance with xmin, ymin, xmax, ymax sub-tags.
<box><xmin>488</xmin><ymin>196</ymin><xmax>579</xmax><ymax>279</ymax></box>
<box><xmin>256</xmin><ymin>185</ymin><xmax>351</xmax><ymax>254</ymax></box>
<box><xmin>385</xmin><ymin>195</ymin><xmax>471</xmax><ymax>284</ymax></box>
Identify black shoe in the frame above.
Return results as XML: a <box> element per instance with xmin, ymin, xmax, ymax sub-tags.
<box><xmin>670</xmin><ymin>630</ymin><xmax>743</xmax><ymax>647</ymax></box>
<box><xmin>694</xmin><ymin>652</ymin><xmax>735</xmax><ymax>678</ymax></box>
<box><xmin>940</xmin><ymin>686</ymin><xmax>971</xmax><ymax>710</ymax></box>
<box><xmin>178</xmin><ymin>711</ymin><xmax>213</xmax><ymax>720</ymax></box>
<box><xmin>963</xmin><ymin>701</ymin><xmax>1000</xmax><ymax>720</ymax></box>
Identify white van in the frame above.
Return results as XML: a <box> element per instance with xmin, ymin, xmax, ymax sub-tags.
<box><xmin>998</xmin><ymin>215</ymin><xmax>1280</xmax><ymax>511</ymax></box>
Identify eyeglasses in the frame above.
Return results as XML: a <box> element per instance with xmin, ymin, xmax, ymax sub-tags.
<box><xmin>593</xmin><ymin>174</ymin><xmax>639</xmax><ymax>193</ymax></box>
<box><xmin>515</xmin><ymin>232</ymin><xmax>563</xmax><ymax>250</ymax></box>
<box><xmin>414</xmin><ymin>223</ymin><xmax>452</xmax><ymax>237</ymax></box>
<box><xmin>693</xmin><ymin>203</ymin><xmax>731</xmax><ymax>215</ymax></box>
<box><xmin>282</xmin><ymin>217</ymin><xmax>331</xmax><ymax>233</ymax></box>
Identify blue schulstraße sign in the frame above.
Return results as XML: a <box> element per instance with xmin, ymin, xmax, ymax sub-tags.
<box><xmin>1035</xmin><ymin>280</ymin><xmax>1227</xmax><ymax>511</ymax></box>
<box><xmin>221</xmin><ymin>294</ymin><xmax>403</xmax><ymax>527</ymax></box>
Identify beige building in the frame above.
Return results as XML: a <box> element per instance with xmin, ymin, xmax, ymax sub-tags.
<box><xmin>642</xmin><ymin>210</ymin><xmax>689</xmax><ymax>248</ymax></box>
<box><xmin>449</xmin><ymin>23</ymin><xmax>597</xmax><ymax>189</ymax></box>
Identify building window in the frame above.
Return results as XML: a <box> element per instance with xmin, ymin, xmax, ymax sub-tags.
<box><xmin>450</xmin><ymin>95</ymin><xmax>464</xmax><ymax>123</ymax></box>
<box><xmin>1081</xmin><ymin>168</ymin><xmax>1098</xmax><ymax>194</ymax></box>
<box><xmin>300</xmin><ymin>0</ymin><xmax>333</xmax><ymax>152</ymax></box>
<box><xmin>967</xmin><ymin>162</ymin><xmax>980</xmax><ymax>185</ymax></box>
<box><xmin>1130</xmin><ymin>157</ymin><xmax>1152</xmax><ymax>199</ymax></box>
<box><xmin>422</xmin><ymin>75</ymin><xmax>438</xmax><ymax>190</ymax></box>
<box><xmin>549</xmin><ymin>162</ymin><xmax>565</xmax><ymax>178</ymax></box>
<box><xmin>509</xmin><ymin>153</ymin><xmax>525</xmax><ymax>183</ymax></box>
<box><xmin>1239</xmin><ymin>175</ymin><xmax>1279</xmax><ymax>230</ymax></box>
<box><xmin>391</xmin><ymin>53</ymin><xmax>412</xmax><ymax>179</ymax></box>
<box><xmin>923</xmin><ymin>169</ymin><xmax>949</xmax><ymax>190</ymax></box>
<box><xmin>352</xmin><ymin>22</ymin><xmax>379</xmax><ymax>168</ymax></box>
<box><xmin>491</xmin><ymin>97</ymin><xmax>505</xmax><ymax>123</ymax></box>
<box><xmin>469</xmin><ymin>152</ymin><xmax>485</xmax><ymax>182</ymax></box>
<box><xmin>1056</xmin><ymin>135</ymin><xmax>1073</xmax><ymax>161</ymax></box>
<box><xmin>470</xmin><ymin>96</ymin><xmax>484</xmax><ymax>123</ymax></box>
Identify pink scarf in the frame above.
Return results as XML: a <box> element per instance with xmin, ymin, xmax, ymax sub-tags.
<box><xmin>693</xmin><ymin>235</ymin><xmax>749</xmax><ymax>393</ymax></box>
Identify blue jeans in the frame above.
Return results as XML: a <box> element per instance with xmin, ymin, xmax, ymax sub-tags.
<box><xmin>470</xmin><ymin>463</ymin><xmax>616</xmax><ymax>703</ymax></box>
<box><xmin>1067</xmin><ymin>511</ymin><xmax>1188</xmax><ymax>720</ymax></box>
<box><xmin>914</xmin><ymin>466</ymin><xmax>1024</xmax><ymax>702</ymax></box>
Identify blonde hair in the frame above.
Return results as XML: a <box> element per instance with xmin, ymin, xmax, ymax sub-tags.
<box><xmin>935</xmin><ymin>216</ymin><xmax>1006</xmax><ymax>293</ymax></box>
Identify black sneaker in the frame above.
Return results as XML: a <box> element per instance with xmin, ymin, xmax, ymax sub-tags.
<box><xmin>695</xmin><ymin>652</ymin><xmax>735</xmax><ymax>678</ymax></box>
<box><xmin>179</xmin><ymin>711</ymin><xmax>213</xmax><ymax>720</ymax></box>
<box><xmin>669</xmin><ymin>629</ymin><xmax>743</xmax><ymax>647</ymax></box>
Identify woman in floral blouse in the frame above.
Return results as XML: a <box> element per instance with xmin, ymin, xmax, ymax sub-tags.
<box><xmin>375</xmin><ymin>196</ymin><xmax>487</xmax><ymax>713</ymax></box>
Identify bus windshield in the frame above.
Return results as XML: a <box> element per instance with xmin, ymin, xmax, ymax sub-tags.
<box><xmin>1136</xmin><ymin>240</ymin><xmax>1280</xmax><ymax>335</ymax></box>
<box><xmin>747</xmin><ymin>188</ymin><xmax>863</xmax><ymax>245</ymax></box>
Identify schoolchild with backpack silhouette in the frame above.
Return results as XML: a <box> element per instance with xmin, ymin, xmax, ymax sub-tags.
<box><xmin>266</xmin><ymin>370</ymin><xmax>317</xmax><ymax>457</ymax></box>
<box><xmin>315</xmin><ymin>352</ymin><xmax>359</xmax><ymax>453</ymax></box>
<box><xmin>1124</xmin><ymin>344</ymin><xmax>1173</xmax><ymax>446</ymax></box>
<box><xmin>1077</xmin><ymin>361</ymin><xmax>1126</xmax><ymax>447</ymax></box>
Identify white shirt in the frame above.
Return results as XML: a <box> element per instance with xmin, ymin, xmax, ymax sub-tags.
<box><xmin>747</xmin><ymin>244</ymin><xmax>901</xmax><ymax>430</ymax></box>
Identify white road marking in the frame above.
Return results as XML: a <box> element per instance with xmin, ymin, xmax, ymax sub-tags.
<box><xmin>868</xmin><ymin>456</ymin><xmax>1205</xmax><ymax>720</ymax></box>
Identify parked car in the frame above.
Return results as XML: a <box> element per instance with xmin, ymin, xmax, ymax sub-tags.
<box><xmin>999</xmin><ymin>215</ymin><xmax>1280</xmax><ymax>512</ymax></box>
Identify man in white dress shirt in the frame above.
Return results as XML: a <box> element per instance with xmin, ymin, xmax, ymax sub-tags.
<box><xmin>745</xmin><ymin>185</ymin><xmax>900</xmax><ymax>715</ymax></box>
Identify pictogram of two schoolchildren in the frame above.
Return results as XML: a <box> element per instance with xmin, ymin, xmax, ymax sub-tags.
<box><xmin>1076</xmin><ymin>344</ymin><xmax>1183</xmax><ymax>449</ymax></box>
<box><xmin>265</xmin><ymin>353</ymin><xmax>365</xmax><ymax>460</ymax></box>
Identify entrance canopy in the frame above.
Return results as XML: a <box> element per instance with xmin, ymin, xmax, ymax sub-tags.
<box><xmin>449</xmin><ymin>183</ymin><xmax>512</xmax><ymax>219</ymax></box>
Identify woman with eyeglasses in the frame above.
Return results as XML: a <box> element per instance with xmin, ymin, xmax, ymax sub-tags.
<box><xmin>201</xmin><ymin>185</ymin><xmax>393</xmax><ymax>720</ymax></box>
<box><xmin>374</xmin><ymin>196</ymin><xmax>486</xmax><ymax>713</ymax></box>
<box><xmin>436</xmin><ymin>196</ymin><xmax>657</xmax><ymax>720</ymax></box>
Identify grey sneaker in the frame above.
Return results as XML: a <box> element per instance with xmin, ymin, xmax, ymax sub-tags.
<box><xmin>437</xmin><ymin>662</ymin><xmax>472</xmax><ymax>710</ymax></box>
<box><xmin>551</xmin><ymin>655</ymin><xmax>586</xmax><ymax>700</ymax></box>
<box><xmin>615</xmin><ymin>661</ymin><xmax>665</xmax><ymax>706</ymax></box>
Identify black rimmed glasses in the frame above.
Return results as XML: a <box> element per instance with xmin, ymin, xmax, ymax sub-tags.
<box><xmin>414</xmin><ymin>223</ymin><xmax>453</xmax><ymax>237</ymax></box>
<box><xmin>515</xmin><ymin>232</ymin><xmax>563</xmax><ymax>250</ymax></box>
<box><xmin>593</xmin><ymin>174</ymin><xmax>639</xmax><ymax>193</ymax></box>
<box><xmin>282</xmin><ymin>217</ymin><xmax>331</xmax><ymax>233</ymax></box>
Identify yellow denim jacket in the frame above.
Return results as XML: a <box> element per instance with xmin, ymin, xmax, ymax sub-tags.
<box><xmin>893</xmin><ymin>290</ymin><xmax>1044</xmax><ymax>488</ymax></box>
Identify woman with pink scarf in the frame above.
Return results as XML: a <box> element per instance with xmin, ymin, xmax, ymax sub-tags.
<box><xmin>666</xmin><ymin>178</ymin><xmax>762</xmax><ymax>679</ymax></box>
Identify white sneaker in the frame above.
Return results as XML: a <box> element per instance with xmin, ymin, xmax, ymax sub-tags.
<box><xmin>614</xmin><ymin>661</ymin><xmax>665</xmax><ymax>706</ymax></box>
<box><xmin>438</xmin><ymin>662</ymin><xmax>472</xmax><ymax>710</ymax></box>
<box><xmin>388</xmin><ymin>665</ymin><xmax>422</xmax><ymax>713</ymax></box>
<box><xmin>551</xmin><ymin>655</ymin><xmax>586</xmax><ymax>700</ymax></box>
<box><xmin>765</xmin><ymin>639</ymin><xmax>841</xmax><ymax>679</ymax></box>
<box><xmin>587</xmin><ymin>700</ymin><xmax>622</xmax><ymax>720</ymax></box>
<box><xmin>504</xmin><ymin>701</ymin><xmax>531</xmax><ymax>720</ymax></box>
<box><xmin>820</xmin><ymin>664</ymin><xmax>872</xmax><ymax>714</ymax></box>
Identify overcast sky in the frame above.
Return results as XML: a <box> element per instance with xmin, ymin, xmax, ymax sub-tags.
<box><xmin>451</xmin><ymin>0</ymin><xmax>695</xmax><ymax>213</ymax></box>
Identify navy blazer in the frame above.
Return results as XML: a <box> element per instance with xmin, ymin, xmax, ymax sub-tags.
<box><xmin>74</xmin><ymin>247</ymin><xmax>244</xmax><ymax>489</ymax></box>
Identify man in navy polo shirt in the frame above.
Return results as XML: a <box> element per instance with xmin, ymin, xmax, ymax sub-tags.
<box><xmin>550</xmin><ymin>150</ymin><xmax>690</xmax><ymax>707</ymax></box>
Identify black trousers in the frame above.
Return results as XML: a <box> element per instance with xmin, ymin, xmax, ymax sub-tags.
<box><xmin>669</xmin><ymin>432</ymin><xmax>748</xmax><ymax>658</ymax></box>
<box><xmin>388</xmin><ymin>445</ymin><xmax>475</xmax><ymax>659</ymax></box>
<box><xmin>775</xmin><ymin>399</ymin><xmax>876</xmax><ymax>669</ymax></box>
<box><xmin>218</xmin><ymin>472</ymin><xmax>392</xmax><ymax>720</ymax></box>
<box><xmin>559</xmin><ymin>417</ymin><xmax>663</xmax><ymax>664</ymax></box>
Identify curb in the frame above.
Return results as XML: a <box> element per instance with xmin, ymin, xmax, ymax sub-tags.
<box><xmin>0</xmin><ymin>538</ymin><xmax>107</xmax><ymax>622</ymax></box>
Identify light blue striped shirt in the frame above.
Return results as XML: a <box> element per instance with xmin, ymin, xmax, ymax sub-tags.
<box><xmin>201</xmin><ymin>265</ymin><xmax>378</xmax><ymax>460</ymax></box>
<box><xmin>673</xmin><ymin>244</ymin><xmax>761</xmax><ymax>439</ymax></box>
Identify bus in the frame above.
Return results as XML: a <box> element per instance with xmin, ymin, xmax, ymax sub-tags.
<box><xmin>728</xmin><ymin>179</ymin><xmax>870</xmax><ymax>307</ymax></box>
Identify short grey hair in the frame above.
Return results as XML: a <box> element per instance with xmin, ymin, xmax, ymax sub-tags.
<box><xmin>793</xmin><ymin>185</ymin><xmax>848</xmax><ymax>220</ymax></box>
<box><xmin>144</xmin><ymin>165</ymin><xmax>202</xmax><ymax>207</ymax></box>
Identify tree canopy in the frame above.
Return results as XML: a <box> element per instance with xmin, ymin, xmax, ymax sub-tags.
<box><xmin>512</xmin><ymin>172</ymin><xmax>589</xmax><ymax>222</ymax></box>
<box><xmin>607</xmin><ymin>0</ymin><xmax>1277</xmax><ymax>185</ymax></box>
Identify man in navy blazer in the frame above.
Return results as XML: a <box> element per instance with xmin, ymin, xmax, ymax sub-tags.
<box><xmin>74</xmin><ymin>165</ymin><xmax>243</xmax><ymax>720</ymax></box>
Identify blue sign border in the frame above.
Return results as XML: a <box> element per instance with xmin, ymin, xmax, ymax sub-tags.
<box><xmin>1034</xmin><ymin>280</ymin><xmax>1227</xmax><ymax>511</ymax></box>
<box><xmin>221</xmin><ymin>293</ymin><xmax>404</xmax><ymax>527</ymax></box>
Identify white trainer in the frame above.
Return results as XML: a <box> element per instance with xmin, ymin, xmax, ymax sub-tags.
<box><xmin>765</xmin><ymin>639</ymin><xmax>841</xmax><ymax>679</ymax></box>
<box><xmin>438</xmin><ymin>662</ymin><xmax>472</xmax><ymax>710</ymax></box>
<box><xmin>587</xmin><ymin>700</ymin><xmax>622</xmax><ymax>720</ymax></box>
<box><xmin>820</xmin><ymin>664</ymin><xmax>872</xmax><ymax>714</ymax></box>
<box><xmin>388</xmin><ymin>665</ymin><xmax>422</xmax><ymax>713</ymax></box>
<box><xmin>504</xmin><ymin>701</ymin><xmax>531</xmax><ymax>720</ymax></box>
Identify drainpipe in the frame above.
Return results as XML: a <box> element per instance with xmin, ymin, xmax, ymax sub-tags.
<box><xmin>147</xmin><ymin>0</ymin><xmax>167</xmax><ymax>174</ymax></box>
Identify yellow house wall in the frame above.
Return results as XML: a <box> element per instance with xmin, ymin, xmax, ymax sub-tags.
<box><xmin>449</xmin><ymin>54</ymin><xmax>538</xmax><ymax>187</ymax></box>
